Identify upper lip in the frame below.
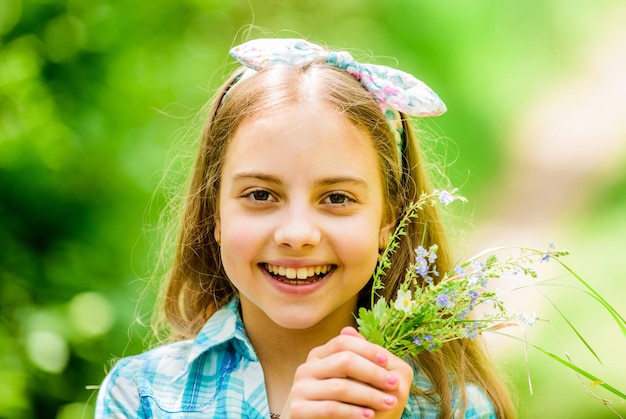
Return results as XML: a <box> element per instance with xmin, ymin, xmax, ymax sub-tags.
<box><xmin>261</xmin><ymin>259</ymin><xmax>334</xmax><ymax>269</ymax></box>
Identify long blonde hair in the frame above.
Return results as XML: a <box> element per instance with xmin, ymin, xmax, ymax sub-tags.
<box><xmin>159</xmin><ymin>58</ymin><xmax>515</xmax><ymax>418</ymax></box>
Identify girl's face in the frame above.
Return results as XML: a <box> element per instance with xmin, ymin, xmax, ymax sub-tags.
<box><xmin>216</xmin><ymin>103</ymin><xmax>390</xmax><ymax>332</ymax></box>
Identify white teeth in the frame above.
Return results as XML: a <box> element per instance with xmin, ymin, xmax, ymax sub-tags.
<box><xmin>265</xmin><ymin>264</ymin><xmax>332</xmax><ymax>281</ymax></box>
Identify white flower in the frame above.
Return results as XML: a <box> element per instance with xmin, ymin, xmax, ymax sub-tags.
<box><xmin>517</xmin><ymin>311</ymin><xmax>538</xmax><ymax>326</ymax></box>
<box><xmin>394</xmin><ymin>289</ymin><xmax>415</xmax><ymax>313</ymax></box>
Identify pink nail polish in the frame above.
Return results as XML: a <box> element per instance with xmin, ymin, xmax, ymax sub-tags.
<box><xmin>387</xmin><ymin>373</ymin><xmax>398</xmax><ymax>385</ymax></box>
<box><xmin>362</xmin><ymin>408</ymin><xmax>373</xmax><ymax>418</ymax></box>
<box><xmin>384</xmin><ymin>395</ymin><xmax>396</xmax><ymax>405</ymax></box>
<box><xmin>376</xmin><ymin>352</ymin><xmax>387</xmax><ymax>364</ymax></box>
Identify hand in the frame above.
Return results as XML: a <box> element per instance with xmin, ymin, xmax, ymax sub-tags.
<box><xmin>284</xmin><ymin>327</ymin><xmax>413</xmax><ymax>419</ymax></box>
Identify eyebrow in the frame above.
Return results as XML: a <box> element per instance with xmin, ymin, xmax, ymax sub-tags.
<box><xmin>232</xmin><ymin>173</ymin><xmax>282</xmax><ymax>184</ymax></box>
<box><xmin>232</xmin><ymin>172</ymin><xmax>368</xmax><ymax>188</ymax></box>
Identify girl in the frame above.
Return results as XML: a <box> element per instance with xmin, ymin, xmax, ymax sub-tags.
<box><xmin>96</xmin><ymin>38</ymin><xmax>515</xmax><ymax>418</ymax></box>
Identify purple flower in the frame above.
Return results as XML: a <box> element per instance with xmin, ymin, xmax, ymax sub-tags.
<box><xmin>470</xmin><ymin>260</ymin><xmax>485</xmax><ymax>272</ymax></box>
<box><xmin>415</xmin><ymin>246</ymin><xmax>428</xmax><ymax>258</ymax></box>
<box><xmin>427</xmin><ymin>249</ymin><xmax>438</xmax><ymax>264</ymax></box>
<box><xmin>436</xmin><ymin>294</ymin><xmax>450</xmax><ymax>308</ymax></box>
<box><xmin>463</xmin><ymin>323</ymin><xmax>478</xmax><ymax>339</ymax></box>
<box><xmin>454</xmin><ymin>265</ymin><xmax>465</xmax><ymax>275</ymax></box>
<box><xmin>438</xmin><ymin>190</ymin><xmax>454</xmax><ymax>205</ymax></box>
<box><xmin>415</xmin><ymin>258</ymin><xmax>428</xmax><ymax>276</ymax></box>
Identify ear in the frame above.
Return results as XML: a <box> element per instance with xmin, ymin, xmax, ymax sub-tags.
<box><xmin>378</xmin><ymin>220</ymin><xmax>394</xmax><ymax>250</ymax></box>
<box><xmin>214</xmin><ymin>217</ymin><xmax>221</xmax><ymax>244</ymax></box>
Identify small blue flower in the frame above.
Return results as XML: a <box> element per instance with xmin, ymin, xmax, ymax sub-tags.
<box><xmin>463</xmin><ymin>323</ymin><xmax>478</xmax><ymax>339</ymax></box>
<box><xmin>427</xmin><ymin>249</ymin><xmax>438</xmax><ymax>264</ymax></box>
<box><xmin>468</xmin><ymin>290</ymin><xmax>479</xmax><ymax>300</ymax></box>
<box><xmin>415</xmin><ymin>258</ymin><xmax>429</xmax><ymax>276</ymax></box>
<box><xmin>415</xmin><ymin>246</ymin><xmax>428</xmax><ymax>258</ymax></box>
<box><xmin>454</xmin><ymin>265</ymin><xmax>465</xmax><ymax>275</ymax></box>
<box><xmin>468</xmin><ymin>273</ymin><xmax>481</xmax><ymax>286</ymax></box>
<box><xmin>471</xmin><ymin>260</ymin><xmax>485</xmax><ymax>272</ymax></box>
<box><xmin>412</xmin><ymin>336</ymin><xmax>422</xmax><ymax>345</ymax></box>
<box><xmin>429</xmin><ymin>343</ymin><xmax>437</xmax><ymax>351</ymax></box>
<box><xmin>424</xmin><ymin>334</ymin><xmax>432</xmax><ymax>341</ymax></box>
<box><xmin>436</xmin><ymin>293</ymin><xmax>450</xmax><ymax>308</ymax></box>
<box><xmin>438</xmin><ymin>190</ymin><xmax>454</xmax><ymax>205</ymax></box>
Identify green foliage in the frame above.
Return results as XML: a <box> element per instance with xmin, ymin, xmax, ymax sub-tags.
<box><xmin>357</xmin><ymin>194</ymin><xmax>625</xmax><ymax>413</ymax></box>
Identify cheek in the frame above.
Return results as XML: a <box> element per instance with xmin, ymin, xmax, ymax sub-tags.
<box><xmin>334</xmin><ymin>222</ymin><xmax>380</xmax><ymax>274</ymax></box>
<box><xmin>220</xmin><ymin>217</ymin><xmax>264</xmax><ymax>256</ymax></box>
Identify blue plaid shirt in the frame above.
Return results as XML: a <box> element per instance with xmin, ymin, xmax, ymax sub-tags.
<box><xmin>96</xmin><ymin>297</ymin><xmax>496</xmax><ymax>418</ymax></box>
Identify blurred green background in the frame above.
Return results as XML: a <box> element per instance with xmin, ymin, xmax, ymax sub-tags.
<box><xmin>1</xmin><ymin>0</ymin><xmax>625</xmax><ymax>417</ymax></box>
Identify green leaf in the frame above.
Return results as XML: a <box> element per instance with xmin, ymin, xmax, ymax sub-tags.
<box><xmin>357</xmin><ymin>306</ymin><xmax>384</xmax><ymax>346</ymax></box>
<box><xmin>553</xmin><ymin>258</ymin><xmax>626</xmax><ymax>337</ymax></box>
<box><xmin>495</xmin><ymin>332</ymin><xmax>626</xmax><ymax>401</ymax></box>
<box><xmin>373</xmin><ymin>297</ymin><xmax>388</xmax><ymax>320</ymax></box>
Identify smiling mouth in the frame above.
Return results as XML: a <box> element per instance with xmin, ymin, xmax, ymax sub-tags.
<box><xmin>263</xmin><ymin>263</ymin><xmax>335</xmax><ymax>285</ymax></box>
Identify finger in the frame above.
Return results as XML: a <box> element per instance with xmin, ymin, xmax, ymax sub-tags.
<box><xmin>340</xmin><ymin>326</ymin><xmax>365</xmax><ymax>339</ymax></box>
<box><xmin>298</xmin><ymin>350</ymin><xmax>400</xmax><ymax>392</ymax></box>
<box><xmin>290</xmin><ymin>377</ymin><xmax>397</xmax><ymax>414</ymax></box>
<box><xmin>308</xmin><ymin>333</ymin><xmax>393</xmax><ymax>371</ymax></box>
<box><xmin>332</xmin><ymin>329</ymin><xmax>414</xmax><ymax>389</ymax></box>
<box><xmin>288</xmin><ymin>399</ymin><xmax>375</xmax><ymax>419</ymax></box>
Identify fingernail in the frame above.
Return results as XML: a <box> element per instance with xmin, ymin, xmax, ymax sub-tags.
<box><xmin>384</xmin><ymin>395</ymin><xmax>396</xmax><ymax>406</ymax></box>
<box><xmin>376</xmin><ymin>352</ymin><xmax>387</xmax><ymax>364</ymax></box>
<box><xmin>362</xmin><ymin>408</ymin><xmax>374</xmax><ymax>417</ymax></box>
<box><xmin>386</xmin><ymin>373</ymin><xmax>398</xmax><ymax>385</ymax></box>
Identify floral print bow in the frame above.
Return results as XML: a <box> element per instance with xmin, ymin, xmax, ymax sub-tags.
<box><xmin>229</xmin><ymin>38</ymin><xmax>447</xmax><ymax>117</ymax></box>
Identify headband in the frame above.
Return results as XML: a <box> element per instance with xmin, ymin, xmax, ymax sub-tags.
<box><xmin>227</xmin><ymin>38</ymin><xmax>447</xmax><ymax>158</ymax></box>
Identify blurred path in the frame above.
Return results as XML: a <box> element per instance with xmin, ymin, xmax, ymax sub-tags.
<box><xmin>473</xmin><ymin>18</ymin><xmax>626</xmax><ymax>249</ymax></box>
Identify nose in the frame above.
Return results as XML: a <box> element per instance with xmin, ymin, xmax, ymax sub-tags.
<box><xmin>273</xmin><ymin>204</ymin><xmax>322</xmax><ymax>249</ymax></box>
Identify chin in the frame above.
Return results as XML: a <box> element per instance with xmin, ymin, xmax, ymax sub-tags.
<box><xmin>270</xmin><ymin>312</ymin><xmax>325</xmax><ymax>330</ymax></box>
<box><xmin>267</xmin><ymin>303</ymin><xmax>352</xmax><ymax>332</ymax></box>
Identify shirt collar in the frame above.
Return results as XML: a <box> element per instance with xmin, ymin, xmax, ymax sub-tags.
<box><xmin>185</xmin><ymin>296</ymin><xmax>258</xmax><ymax>366</ymax></box>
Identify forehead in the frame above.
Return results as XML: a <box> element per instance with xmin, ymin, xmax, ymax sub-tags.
<box><xmin>223</xmin><ymin>103</ymin><xmax>382</xmax><ymax>181</ymax></box>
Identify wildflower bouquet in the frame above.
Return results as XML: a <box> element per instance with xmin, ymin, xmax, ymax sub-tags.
<box><xmin>356</xmin><ymin>190</ymin><xmax>626</xmax><ymax>412</ymax></box>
